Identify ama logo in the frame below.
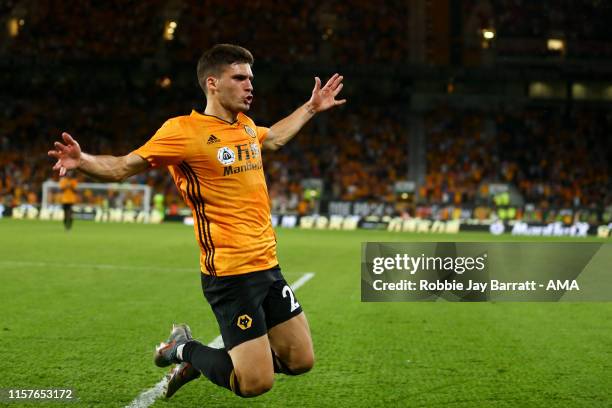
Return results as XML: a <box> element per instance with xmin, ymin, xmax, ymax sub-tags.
<box><xmin>217</xmin><ymin>147</ymin><xmax>236</xmax><ymax>166</ymax></box>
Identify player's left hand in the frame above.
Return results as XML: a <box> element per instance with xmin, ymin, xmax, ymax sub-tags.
<box><xmin>308</xmin><ymin>73</ymin><xmax>346</xmax><ymax>113</ymax></box>
<box><xmin>48</xmin><ymin>132</ymin><xmax>82</xmax><ymax>177</ymax></box>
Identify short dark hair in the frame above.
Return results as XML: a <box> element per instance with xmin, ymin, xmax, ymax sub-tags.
<box><xmin>196</xmin><ymin>44</ymin><xmax>254</xmax><ymax>94</ymax></box>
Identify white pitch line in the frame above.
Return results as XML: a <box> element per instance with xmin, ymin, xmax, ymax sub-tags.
<box><xmin>125</xmin><ymin>377</ymin><xmax>168</xmax><ymax>408</ymax></box>
<box><xmin>125</xmin><ymin>272</ymin><xmax>315</xmax><ymax>408</ymax></box>
<box><xmin>290</xmin><ymin>272</ymin><xmax>315</xmax><ymax>291</ymax></box>
<box><xmin>126</xmin><ymin>332</ymin><xmax>224</xmax><ymax>408</ymax></box>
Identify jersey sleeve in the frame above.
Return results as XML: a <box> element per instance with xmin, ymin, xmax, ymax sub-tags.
<box><xmin>132</xmin><ymin>119</ymin><xmax>187</xmax><ymax>168</ymax></box>
<box><xmin>256</xmin><ymin>126</ymin><xmax>269</xmax><ymax>144</ymax></box>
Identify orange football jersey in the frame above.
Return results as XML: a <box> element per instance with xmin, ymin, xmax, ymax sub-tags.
<box><xmin>133</xmin><ymin>111</ymin><xmax>278</xmax><ymax>276</ymax></box>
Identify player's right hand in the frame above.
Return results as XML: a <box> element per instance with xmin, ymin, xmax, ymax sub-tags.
<box><xmin>48</xmin><ymin>132</ymin><xmax>82</xmax><ymax>176</ymax></box>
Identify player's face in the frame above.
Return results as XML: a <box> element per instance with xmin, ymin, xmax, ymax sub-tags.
<box><xmin>216</xmin><ymin>63</ymin><xmax>254</xmax><ymax>113</ymax></box>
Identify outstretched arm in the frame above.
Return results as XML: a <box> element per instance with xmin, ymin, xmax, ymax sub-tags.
<box><xmin>48</xmin><ymin>132</ymin><xmax>149</xmax><ymax>182</ymax></box>
<box><xmin>263</xmin><ymin>73</ymin><xmax>346</xmax><ymax>151</ymax></box>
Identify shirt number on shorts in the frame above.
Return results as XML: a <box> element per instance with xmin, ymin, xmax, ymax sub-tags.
<box><xmin>282</xmin><ymin>285</ymin><xmax>300</xmax><ymax>312</ymax></box>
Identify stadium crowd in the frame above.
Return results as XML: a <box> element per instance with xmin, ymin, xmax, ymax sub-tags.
<box><xmin>463</xmin><ymin>0</ymin><xmax>612</xmax><ymax>57</ymax></box>
<box><xmin>2</xmin><ymin>80</ymin><xmax>610</xmax><ymax>219</ymax></box>
<box><xmin>4</xmin><ymin>0</ymin><xmax>411</xmax><ymax>64</ymax></box>
<box><xmin>423</xmin><ymin>106</ymin><xmax>611</xmax><ymax>210</ymax></box>
<box><xmin>0</xmin><ymin>86</ymin><xmax>410</xmax><ymax>214</ymax></box>
<box><xmin>2</xmin><ymin>0</ymin><xmax>610</xmax><ymax>222</ymax></box>
<box><xmin>490</xmin><ymin>0</ymin><xmax>612</xmax><ymax>42</ymax></box>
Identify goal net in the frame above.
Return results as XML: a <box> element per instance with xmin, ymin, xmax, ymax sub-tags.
<box><xmin>36</xmin><ymin>180</ymin><xmax>157</xmax><ymax>223</ymax></box>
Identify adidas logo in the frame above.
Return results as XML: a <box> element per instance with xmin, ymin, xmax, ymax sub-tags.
<box><xmin>207</xmin><ymin>134</ymin><xmax>220</xmax><ymax>144</ymax></box>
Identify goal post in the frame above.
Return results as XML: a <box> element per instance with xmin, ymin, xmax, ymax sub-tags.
<box><xmin>39</xmin><ymin>180</ymin><xmax>155</xmax><ymax>222</ymax></box>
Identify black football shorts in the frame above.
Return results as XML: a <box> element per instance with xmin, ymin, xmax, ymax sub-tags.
<box><xmin>201</xmin><ymin>265</ymin><xmax>303</xmax><ymax>350</ymax></box>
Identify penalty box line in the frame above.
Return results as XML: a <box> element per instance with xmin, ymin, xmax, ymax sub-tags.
<box><xmin>125</xmin><ymin>272</ymin><xmax>315</xmax><ymax>408</ymax></box>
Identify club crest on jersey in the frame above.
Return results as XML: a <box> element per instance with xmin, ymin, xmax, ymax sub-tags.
<box><xmin>244</xmin><ymin>125</ymin><xmax>256</xmax><ymax>138</ymax></box>
<box><xmin>217</xmin><ymin>147</ymin><xmax>236</xmax><ymax>166</ymax></box>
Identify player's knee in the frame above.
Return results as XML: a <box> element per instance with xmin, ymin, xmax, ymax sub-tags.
<box><xmin>239</xmin><ymin>373</ymin><xmax>274</xmax><ymax>397</ymax></box>
<box><xmin>287</xmin><ymin>350</ymin><xmax>315</xmax><ymax>375</ymax></box>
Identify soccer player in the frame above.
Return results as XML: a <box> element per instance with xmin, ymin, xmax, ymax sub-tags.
<box><xmin>48</xmin><ymin>44</ymin><xmax>345</xmax><ymax>398</ymax></box>
<box><xmin>59</xmin><ymin>174</ymin><xmax>78</xmax><ymax>230</ymax></box>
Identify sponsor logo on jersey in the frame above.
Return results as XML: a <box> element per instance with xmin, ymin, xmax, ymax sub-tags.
<box><xmin>207</xmin><ymin>134</ymin><xmax>220</xmax><ymax>144</ymax></box>
<box><xmin>220</xmin><ymin>143</ymin><xmax>262</xmax><ymax>176</ymax></box>
<box><xmin>250</xmin><ymin>142</ymin><xmax>260</xmax><ymax>159</ymax></box>
<box><xmin>237</xmin><ymin>314</ymin><xmax>252</xmax><ymax>330</ymax></box>
<box><xmin>223</xmin><ymin>161</ymin><xmax>263</xmax><ymax>176</ymax></box>
<box><xmin>236</xmin><ymin>143</ymin><xmax>260</xmax><ymax>161</ymax></box>
<box><xmin>217</xmin><ymin>147</ymin><xmax>236</xmax><ymax>166</ymax></box>
<box><xmin>244</xmin><ymin>125</ymin><xmax>256</xmax><ymax>138</ymax></box>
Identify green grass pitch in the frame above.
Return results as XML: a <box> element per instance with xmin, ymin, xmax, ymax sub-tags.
<box><xmin>0</xmin><ymin>218</ymin><xmax>611</xmax><ymax>407</ymax></box>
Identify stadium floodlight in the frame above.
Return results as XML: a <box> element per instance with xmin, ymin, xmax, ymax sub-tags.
<box><xmin>547</xmin><ymin>38</ymin><xmax>565</xmax><ymax>52</ymax></box>
<box><xmin>8</xmin><ymin>18</ymin><xmax>23</xmax><ymax>37</ymax></box>
<box><xmin>159</xmin><ymin>76</ymin><xmax>172</xmax><ymax>88</ymax></box>
<box><xmin>481</xmin><ymin>28</ymin><xmax>495</xmax><ymax>40</ymax></box>
<box><xmin>572</xmin><ymin>83</ymin><xmax>587</xmax><ymax>99</ymax></box>
<box><xmin>164</xmin><ymin>20</ymin><xmax>177</xmax><ymax>40</ymax></box>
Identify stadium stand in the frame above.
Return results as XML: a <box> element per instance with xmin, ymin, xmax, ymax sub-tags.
<box><xmin>1</xmin><ymin>0</ymin><xmax>611</xmax><ymax>226</ymax></box>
